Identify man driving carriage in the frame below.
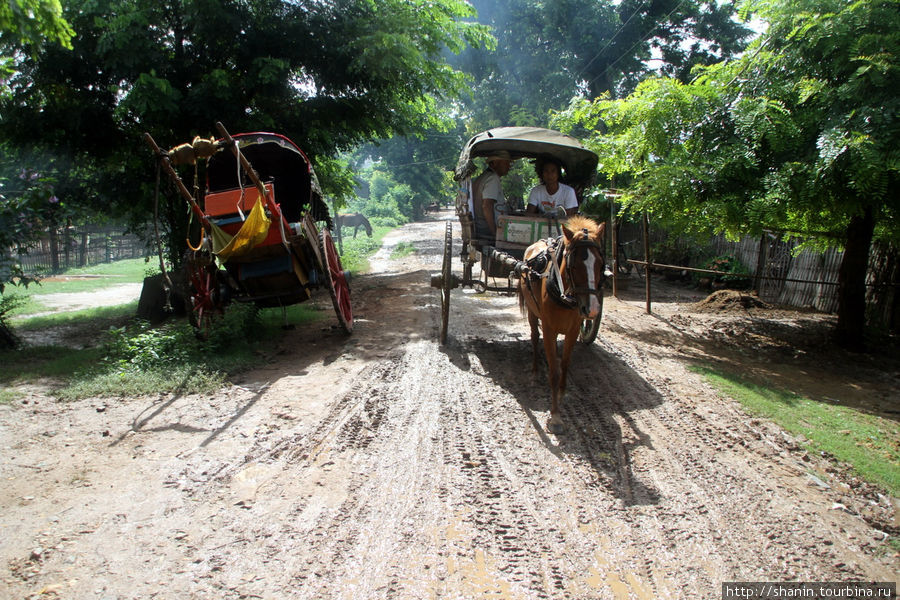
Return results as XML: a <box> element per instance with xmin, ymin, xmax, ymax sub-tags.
<box><xmin>471</xmin><ymin>151</ymin><xmax>514</xmax><ymax>240</ymax></box>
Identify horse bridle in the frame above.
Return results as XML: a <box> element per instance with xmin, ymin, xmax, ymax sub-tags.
<box><xmin>562</xmin><ymin>234</ymin><xmax>606</xmax><ymax>302</ymax></box>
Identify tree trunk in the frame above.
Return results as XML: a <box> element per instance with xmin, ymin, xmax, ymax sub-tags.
<box><xmin>834</xmin><ymin>207</ymin><xmax>874</xmax><ymax>351</ymax></box>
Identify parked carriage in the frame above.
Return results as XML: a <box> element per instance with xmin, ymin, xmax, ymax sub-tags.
<box><xmin>431</xmin><ymin>126</ymin><xmax>605</xmax><ymax>345</ymax></box>
<box><xmin>145</xmin><ymin>122</ymin><xmax>353</xmax><ymax>336</ymax></box>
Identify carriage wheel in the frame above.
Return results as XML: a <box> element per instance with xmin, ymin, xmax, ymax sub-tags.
<box><xmin>439</xmin><ymin>221</ymin><xmax>452</xmax><ymax>345</ymax></box>
<box><xmin>319</xmin><ymin>228</ymin><xmax>353</xmax><ymax>334</ymax></box>
<box><xmin>579</xmin><ymin>294</ymin><xmax>604</xmax><ymax>344</ymax></box>
<box><xmin>184</xmin><ymin>254</ymin><xmax>221</xmax><ymax>339</ymax></box>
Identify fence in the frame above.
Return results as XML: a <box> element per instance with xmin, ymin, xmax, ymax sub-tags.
<box><xmin>16</xmin><ymin>225</ymin><xmax>152</xmax><ymax>273</ymax></box>
<box><xmin>616</xmin><ymin>221</ymin><xmax>899</xmax><ymax>333</ymax></box>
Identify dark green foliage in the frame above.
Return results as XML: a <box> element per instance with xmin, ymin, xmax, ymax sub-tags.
<box><xmin>702</xmin><ymin>254</ymin><xmax>751</xmax><ymax>286</ymax></box>
<box><xmin>555</xmin><ymin>0</ymin><xmax>899</xmax><ymax>348</ymax></box>
<box><xmin>0</xmin><ymin>0</ymin><xmax>492</xmax><ymax>278</ymax></box>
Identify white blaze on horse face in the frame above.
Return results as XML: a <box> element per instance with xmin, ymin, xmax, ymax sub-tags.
<box><xmin>584</xmin><ymin>249</ymin><xmax>600</xmax><ymax>318</ymax></box>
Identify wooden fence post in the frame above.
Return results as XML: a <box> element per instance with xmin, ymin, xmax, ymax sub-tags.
<box><xmin>643</xmin><ymin>212</ymin><xmax>651</xmax><ymax>314</ymax></box>
<box><xmin>610</xmin><ymin>197</ymin><xmax>618</xmax><ymax>298</ymax></box>
<box><xmin>755</xmin><ymin>232</ymin><xmax>768</xmax><ymax>293</ymax></box>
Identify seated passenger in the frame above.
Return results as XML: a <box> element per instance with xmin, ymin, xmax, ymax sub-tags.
<box><xmin>525</xmin><ymin>157</ymin><xmax>578</xmax><ymax>217</ymax></box>
<box><xmin>471</xmin><ymin>151</ymin><xmax>513</xmax><ymax>240</ymax></box>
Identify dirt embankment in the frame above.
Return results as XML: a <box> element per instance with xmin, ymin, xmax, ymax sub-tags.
<box><xmin>1</xmin><ymin>212</ymin><xmax>897</xmax><ymax>599</ymax></box>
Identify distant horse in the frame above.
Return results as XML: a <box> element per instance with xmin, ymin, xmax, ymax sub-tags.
<box><xmin>517</xmin><ymin>216</ymin><xmax>606</xmax><ymax>434</ymax></box>
<box><xmin>335</xmin><ymin>213</ymin><xmax>372</xmax><ymax>238</ymax></box>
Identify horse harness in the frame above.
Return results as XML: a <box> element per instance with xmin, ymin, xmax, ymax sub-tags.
<box><xmin>519</xmin><ymin>231</ymin><xmax>605</xmax><ymax>309</ymax></box>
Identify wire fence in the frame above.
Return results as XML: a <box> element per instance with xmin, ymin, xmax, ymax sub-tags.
<box><xmin>616</xmin><ymin>221</ymin><xmax>899</xmax><ymax>333</ymax></box>
<box><xmin>15</xmin><ymin>225</ymin><xmax>152</xmax><ymax>274</ymax></box>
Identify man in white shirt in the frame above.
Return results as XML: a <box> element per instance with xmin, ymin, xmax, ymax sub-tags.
<box><xmin>471</xmin><ymin>151</ymin><xmax>513</xmax><ymax>240</ymax></box>
<box><xmin>526</xmin><ymin>157</ymin><xmax>578</xmax><ymax>216</ymax></box>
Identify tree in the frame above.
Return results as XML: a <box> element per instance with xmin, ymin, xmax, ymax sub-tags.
<box><xmin>554</xmin><ymin>0</ymin><xmax>899</xmax><ymax>349</ymax></box>
<box><xmin>451</xmin><ymin>0</ymin><xmax>752</xmax><ymax>131</ymax></box>
<box><xmin>357</xmin><ymin>124</ymin><xmax>468</xmax><ymax>221</ymax></box>
<box><xmin>0</xmin><ymin>0</ymin><xmax>75</xmax><ymax>312</ymax></box>
<box><xmin>0</xmin><ymin>0</ymin><xmax>492</xmax><ymax>266</ymax></box>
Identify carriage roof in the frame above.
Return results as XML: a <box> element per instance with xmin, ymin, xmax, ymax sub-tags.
<box><xmin>454</xmin><ymin>127</ymin><xmax>599</xmax><ymax>188</ymax></box>
<box><xmin>206</xmin><ymin>132</ymin><xmax>331</xmax><ymax>226</ymax></box>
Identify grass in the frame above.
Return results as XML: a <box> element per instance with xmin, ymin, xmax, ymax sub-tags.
<box><xmin>7</xmin><ymin>257</ymin><xmax>154</xmax><ymax>317</ymax></box>
<box><xmin>390</xmin><ymin>241</ymin><xmax>416</xmax><ymax>259</ymax></box>
<box><xmin>691</xmin><ymin>364</ymin><xmax>900</xmax><ymax>496</ymax></box>
<box><xmin>12</xmin><ymin>302</ymin><xmax>138</xmax><ymax>327</ymax></box>
<box><xmin>337</xmin><ymin>225</ymin><xmax>392</xmax><ymax>273</ymax></box>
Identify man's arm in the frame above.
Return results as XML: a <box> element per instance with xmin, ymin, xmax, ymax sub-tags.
<box><xmin>482</xmin><ymin>197</ymin><xmax>497</xmax><ymax>234</ymax></box>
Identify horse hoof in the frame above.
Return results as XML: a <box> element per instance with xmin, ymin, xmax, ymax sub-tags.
<box><xmin>546</xmin><ymin>418</ymin><xmax>565</xmax><ymax>435</ymax></box>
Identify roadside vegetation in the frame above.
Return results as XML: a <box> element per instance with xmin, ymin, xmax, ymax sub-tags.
<box><xmin>337</xmin><ymin>226</ymin><xmax>392</xmax><ymax>274</ymax></box>
<box><xmin>1</xmin><ymin>232</ymin><xmax>386</xmax><ymax>403</ymax></box>
<box><xmin>693</xmin><ymin>365</ymin><xmax>900</xmax><ymax>497</ymax></box>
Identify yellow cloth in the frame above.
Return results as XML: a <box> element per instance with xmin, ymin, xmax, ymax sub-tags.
<box><xmin>210</xmin><ymin>196</ymin><xmax>271</xmax><ymax>261</ymax></box>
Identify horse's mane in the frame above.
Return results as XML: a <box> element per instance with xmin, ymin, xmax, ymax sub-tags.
<box><xmin>563</xmin><ymin>215</ymin><xmax>603</xmax><ymax>238</ymax></box>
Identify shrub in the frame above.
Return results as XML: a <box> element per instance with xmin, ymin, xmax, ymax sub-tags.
<box><xmin>702</xmin><ymin>254</ymin><xmax>751</xmax><ymax>288</ymax></box>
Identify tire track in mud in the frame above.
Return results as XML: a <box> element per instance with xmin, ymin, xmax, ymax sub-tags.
<box><xmin>148</xmin><ymin>218</ymin><xmax>896</xmax><ymax>598</ymax></box>
<box><xmin>570</xmin><ymin>332</ymin><xmax>870</xmax><ymax>583</ymax></box>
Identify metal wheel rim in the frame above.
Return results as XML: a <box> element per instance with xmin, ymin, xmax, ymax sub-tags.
<box><xmin>440</xmin><ymin>221</ymin><xmax>452</xmax><ymax>345</ymax></box>
<box><xmin>186</xmin><ymin>259</ymin><xmax>218</xmax><ymax>339</ymax></box>
<box><xmin>579</xmin><ymin>294</ymin><xmax>603</xmax><ymax>344</ymax></box>
<box><xmin>319</xmin><ymin>228</ymin><xmax>353</xmax><ymax>333</ymax></box>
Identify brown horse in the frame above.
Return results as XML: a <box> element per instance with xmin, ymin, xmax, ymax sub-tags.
<box><xmin>335</xmin><ymin>213</ymin><xmax>372</xmax><ymax>238</ymax></box>
<box><xmin>517</xmin><ymin>216</ymin><xmax>606</xmax><ymax>434</ymax></box>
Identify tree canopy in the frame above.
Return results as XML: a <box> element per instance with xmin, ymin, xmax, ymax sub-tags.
<box><xmin>553</xmin><ymin>0</ymin><xmax>899</xmax><ymax>347</ymax></box>
<box><xmin>0</xmin><ymin>0</ymin><xmax>492</xmax><ymax>270</ymax></box>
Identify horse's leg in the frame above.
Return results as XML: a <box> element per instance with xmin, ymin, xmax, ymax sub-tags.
<box><xmin>557</xmin><ymin>328</ymin><xmax>579</xmax><ymax>416</ymax></box>
<box><xmin>528</xmin><ymin>310</ymin><xmax>540</xmax><ymax>375</ymax></box>
<box><xmin>542</xmin><ymin>329</ymin><xmax>564</xmax><ymax>434</ymax></box>
<box><xmin>353</xmin><ymin>225</ymin><xmax>359</xmax><ymax>239</ymax></box>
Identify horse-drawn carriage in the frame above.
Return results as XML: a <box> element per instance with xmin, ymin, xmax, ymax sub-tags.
<box><xmin>432</xmin><ymin>126</ymin><xmax>606</xmax><ymax>345</ymax></box>
<box><xmin>431</xmin><ymin>127</ymin><xmax>608</xmax><ymax>432</ymax></box>
<box><xmin>145</xmin><ymin>122</ymin><xmax>353</xmax><ymax>335</ymax></box>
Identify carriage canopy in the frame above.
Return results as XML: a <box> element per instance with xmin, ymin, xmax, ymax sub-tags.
<box><xmin>206</xmin><ymin>132</ymin><xmax>331</xmax><ymax>227</ymax></box>
<box><xmin>454</xmin><ymin>127</ymin><xmax>599</xmax><ymax>189</ymax></box>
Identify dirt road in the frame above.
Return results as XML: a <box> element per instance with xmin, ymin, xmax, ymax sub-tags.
<box><xmin>1</xmin><ymin>213</ymin><xmax>897</xmax><ymax>599</ymax></box>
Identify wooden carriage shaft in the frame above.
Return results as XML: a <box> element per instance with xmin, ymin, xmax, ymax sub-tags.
<box><xmin>482</xmin><ymin>246</ymin><xmax>525</xmax><ymax>273</ymax></box>
<box><xmin>143</xmin><ymin>132</ymin><xmax>211</xmax><ymax>229</ymax></box>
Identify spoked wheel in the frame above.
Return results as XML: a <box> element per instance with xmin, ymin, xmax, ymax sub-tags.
<box><xmin>184</xmin><ymin>251</ymin><xmax>222</xmax><ymax>339</ymax></box>
<box><xmin>319</xmin><ymin>228</ymin><xmax>353</xmax><ymax>334</ymax></box>
<box><xmin>579</xmin><ymin>294</ymin><xmax>604</xmax><ymax>344</ymax></box>
<box><xmin>439</xmin><ymin>221</ymin><xmax>452</xmax><ymax>345</ymax></box>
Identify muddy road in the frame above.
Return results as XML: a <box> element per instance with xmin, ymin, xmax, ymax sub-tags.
<box><xmin>2</xmin><ymin>212</ymin><xmax>897</xmax><ymax>599</ymax></box>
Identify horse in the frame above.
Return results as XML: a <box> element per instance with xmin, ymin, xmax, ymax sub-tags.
<box><xmin>335</xmin><ymin>213</ymin><xmax>372</xmax><ymax>238</ymax></box>
<box><xmin>517</xmin><ymin>216</ymin><xmax>606</xmax><ymax>434</ymax></box>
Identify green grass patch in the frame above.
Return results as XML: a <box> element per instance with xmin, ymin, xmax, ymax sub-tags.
<box><xmin>0</xmin><ymin>345</ymin><xmax>105</xmax><ymax>385</ymax></box>
<box><xmin>1</xmin><ymin>242</ymin><xmax>367</xmax><ymax>400</ymax></box>
<box><xmin>12</xmin><ymin>301</ymin><xmax>138</xmax><ymax>327</ymax></box>
<box><xmin>337</xmin><ymin>226</ymin><xmax>390</xmax><ymax>274</ymax></box>
<box><xmin>390</xmin><ymin>241</ymin><xmax>416</xmax><ymax>259</ymax></box>
<box><xmin>7</xmin><ymin>258</ymin><xmax>153</xmax><ymax>317</ymax></box>
<box><xmin>692</xmin><ymin>364</ymin><xmax>900</xmax><ymax>496</ymax></box>
<box><xmin>256</xmin><ymin>303</ymin><xmax>323</xmax><ymax>329</ymax></box>
<box><xmin>0</xmin><ymin>300</ymin><xmax>326</xmax><ymax>401</ymax></box>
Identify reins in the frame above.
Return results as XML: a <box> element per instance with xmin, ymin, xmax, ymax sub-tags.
<box><xmin>522</xmin><ymin>231</ymin><xmax>604</xmax><ymax>310</ymax></box>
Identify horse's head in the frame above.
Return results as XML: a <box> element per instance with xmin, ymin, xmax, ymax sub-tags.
<box><xmin>561</xmin><ymin>216</ymin><xmax>606</xmax><ymax>319</ymax></box>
